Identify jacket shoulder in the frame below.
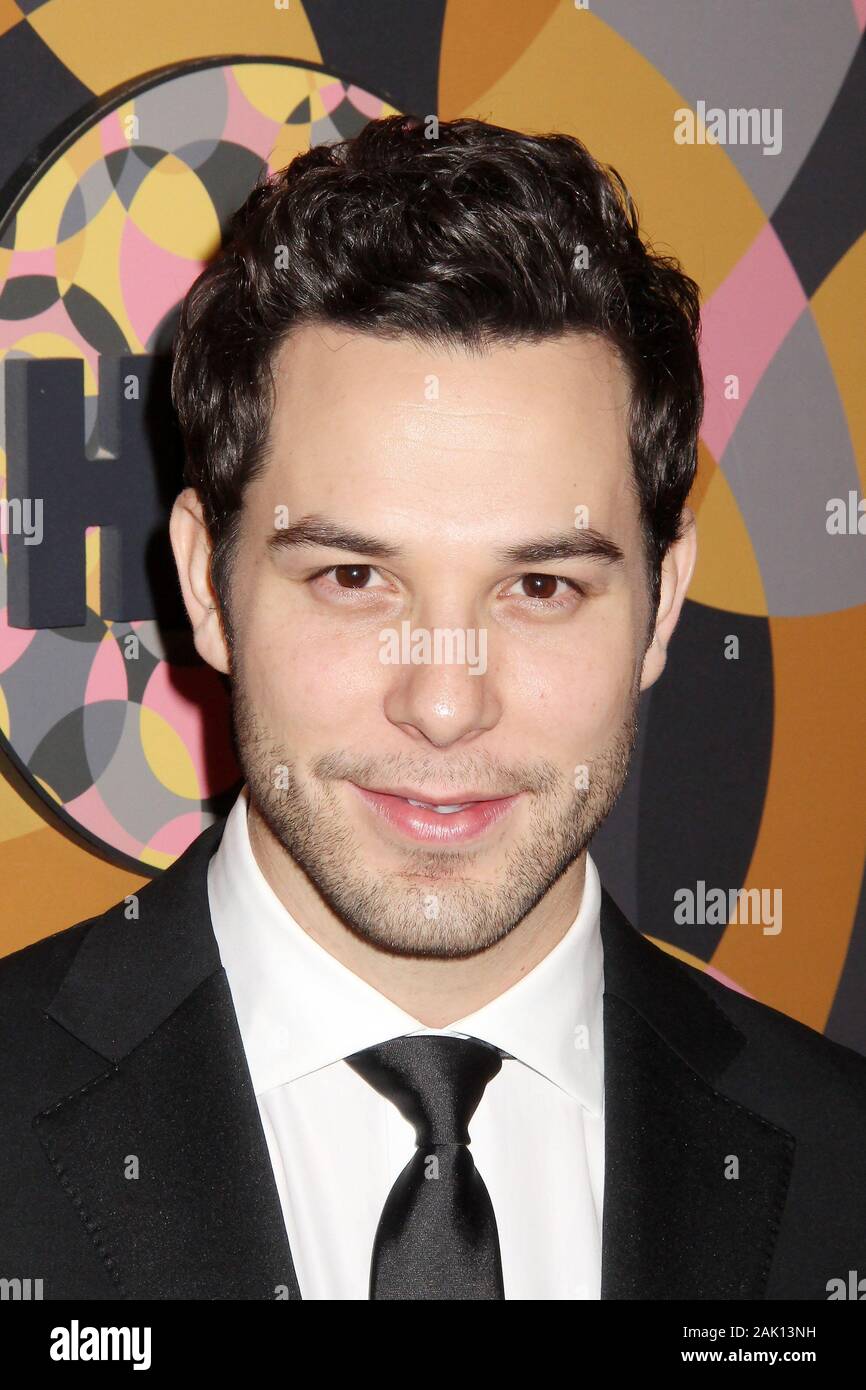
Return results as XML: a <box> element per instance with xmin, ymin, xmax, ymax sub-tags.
<box><xmin>0</xmin><ymin>816</ymin><xmax>226</xmax><ymax>1031</ymax></box>
<box><xmin>0</xmin><ymin>915</ymin><xmax>101</xmax><ymax>1017</ymax></box>
<box><xmin>667</xmin><ymin>945</ymin><xmax>866</xmax><ymax>1103</ymax></box>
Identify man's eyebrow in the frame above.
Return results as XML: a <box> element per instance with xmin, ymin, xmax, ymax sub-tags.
<box><xmin>494</xmin><ymin>529</ymin><xmax>626</xmax><ymax>568</ymax></box>
<box><xmin>265</xmin><ymin>515</ymin><xmax>402</xmax><ymax>559</ymax></box>
<box><xmin>265</xmin><ymin>514</ymin><xmax>625</xmax><ymax>568</ymax></box>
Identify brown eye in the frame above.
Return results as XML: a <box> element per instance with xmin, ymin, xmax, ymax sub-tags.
<box><xmin>521</xmin><ymin>573</ymin><xmax>560</xmax><ymax>600</ymax></box>
<box><xmin>311</xmin><ymin>563</ymin><xmax>390</xmax><ymax>597</ymax></box>
<box><xmin>502</xmin><ymin>573</ymin><xmax>583</xmax><ymax>608</ymax></box>
<box><xmin>333</xmin><ymin>564</ymin><xmax>372</xmax><ymax>589</ymax></box>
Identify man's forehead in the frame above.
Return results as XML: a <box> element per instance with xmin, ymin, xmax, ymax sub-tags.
<box><xmin>265</xmin><ymin>323</ymin><xmax>634</xmax><ymax>482</ymax></box>
<box><xmin>270</xmin><ymin>321</ymin><xmax>631</xmax><ymax>408</ymax></box>
<box><xmin>245</xmin><ymin>329</ymin><xmax>641</xmax><ymax>561</ymax></box>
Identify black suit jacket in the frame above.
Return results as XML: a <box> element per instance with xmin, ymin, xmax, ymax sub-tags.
<box><xmin>1</xmin><ymin>814</ymin><xmax>865</xmax><ymax>1300</ymax></box>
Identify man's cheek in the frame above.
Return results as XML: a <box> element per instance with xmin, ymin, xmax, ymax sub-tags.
<box><xmin>279</xmin><ymin>648</ymin><xmax>384</xmax><ymax>727</ymax></box>
<box><xmin>551</xmin><ymin>675</ymin><xmax>627</xmax><ymax>755</ymax></box>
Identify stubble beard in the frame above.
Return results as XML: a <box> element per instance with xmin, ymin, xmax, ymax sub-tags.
<box><xmin>231</xmin><ymin>666</ymin><xmax>639</xmax><ymax>960</ymax></box>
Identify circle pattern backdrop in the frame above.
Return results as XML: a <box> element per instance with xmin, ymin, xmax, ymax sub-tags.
<box><xmin>0</xmin><ymin>61</ymin><xmax>398</xmax><ymax>871</ymax></box>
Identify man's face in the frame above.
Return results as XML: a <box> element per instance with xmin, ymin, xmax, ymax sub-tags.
<box><xmin>193</xmin><ymin>325</ymin><xmax>673</xmax><ymax>958</ymax></box>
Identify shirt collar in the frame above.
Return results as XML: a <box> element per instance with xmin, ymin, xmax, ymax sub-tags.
<box><xmin>208</xmin><ymin>785</ymin><xmax>603</xmax><ymax>1115</ymax></box>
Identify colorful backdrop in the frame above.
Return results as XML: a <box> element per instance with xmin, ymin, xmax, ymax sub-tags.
<box><xmin>1</xmin><ymin>1</ymin><xmax>864</xmax><ymax>1055</ymax></box>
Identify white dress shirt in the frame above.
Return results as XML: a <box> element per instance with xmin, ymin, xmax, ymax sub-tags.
<box><xmin>207</xmin><ymin>783</ymin><xmax>605</xmax><ymax>1300</ymax></box>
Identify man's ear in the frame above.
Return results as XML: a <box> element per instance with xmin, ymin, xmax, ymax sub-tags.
<box><xmin>640</xmin><ymin>505</ymin><xmax>697</xmax><ymax>692</ymax></box>
<box><xmin>169</xmin><ymin>487</ymin><xmax>231</xmax><ymax>675</ymax></box>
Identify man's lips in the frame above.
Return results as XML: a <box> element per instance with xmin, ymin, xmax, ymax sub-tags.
<box><xmin>348</xmin><ymin>783</ymin><xmax>522</xmax><ymax>844</ymax></box>
<box><xmin>357</xmin><ymin>785</ymin><xmax>510</xmax><ymax>805</ymax></box>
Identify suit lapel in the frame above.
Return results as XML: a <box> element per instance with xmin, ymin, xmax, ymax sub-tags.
<box><xmin>37</xmin><ymin>817</ymin><xmax>301</xmax><ymax>1300</ymax></box>
<box><xmin>598</xmin><ymin>888</ymin><xmax>795</xmax><ymax>1299</ymax></box>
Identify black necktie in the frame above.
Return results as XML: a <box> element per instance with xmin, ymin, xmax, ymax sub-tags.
<box><xmin>344</xmin><ymin>1034</ymin><xmax>506</xmax><ymax>1300</ymax></box>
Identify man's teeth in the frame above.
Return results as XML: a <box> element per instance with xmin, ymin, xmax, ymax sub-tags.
<box><xmin>406</xmin><ymin>799</ymin><xmax>472</xmax><ymax>814</ymax></box>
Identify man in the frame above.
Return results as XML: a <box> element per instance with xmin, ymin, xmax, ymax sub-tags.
<box><xmin>1</xmin><ymin>115</ymin><xmax>865</xmax><ymax>1302</ymax></box>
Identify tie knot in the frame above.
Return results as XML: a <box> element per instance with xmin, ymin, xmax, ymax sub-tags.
<box><xmin>345</xmin><ymin>1034</ymin><xmax>503</xmax><ymax>1145</ymax></box>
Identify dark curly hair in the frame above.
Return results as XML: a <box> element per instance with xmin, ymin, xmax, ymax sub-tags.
<box><xmin>171</xmin><ymin>114</ymin><xmax>703</xmax><ymax>647</ymax></box>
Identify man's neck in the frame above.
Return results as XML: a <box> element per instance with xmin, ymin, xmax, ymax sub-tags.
<box><xmin>246</xmin><ymin>803</ymin><xmax>587</xmax><ymax>1028</ymax></box>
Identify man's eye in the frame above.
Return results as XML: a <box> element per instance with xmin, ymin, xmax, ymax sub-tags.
<box><xmin>506</xmin><ymin>573</ymin><xmax>584</xmax><ymax>603</ymax></box>
<box><xmin>315</xmin><ymin>564</ymin><xmax>389</xmax><ymax>590</ymax></box>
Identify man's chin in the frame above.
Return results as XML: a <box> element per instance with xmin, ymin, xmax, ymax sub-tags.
<box><xmin>327</xmin><ymin>890</ymin><xmax>528</xmax><ymax>961</ymax></box>
<box><xmin>355</xmin><ymin>832</ymin><xmax>504</xmax><ymax>882</ymax></box>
